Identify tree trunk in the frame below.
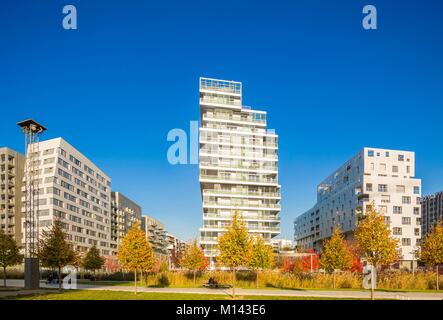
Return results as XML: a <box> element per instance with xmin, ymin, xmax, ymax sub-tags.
<box><xmin>256</xmin><ymin>270</ymin><xmax>259</xmax><ymax>289</ymax></box>
<box><xmin>58</xmin><ymin>267</ymin><xmax>62</xmax><ymax>292</ymax></box>
<box><xmin>333</xmin><ymin>271</ymin><xmax>336</xmax><ymax>289</ymax></box>
<box><xmin>437</xmin><ymin>265</ymin><xmax>439</xmax><ymax>291</ymax></box>
<box><xmin>193</xmin><ymin>270</ymin><xmax>196</xmax><ymax>286</ymax></box>
<box><xmin>134</xmin><ymin>269</ymin><xmax>137</xmax><ymax>294</ymax></box>
<box><xmin>370</xmin><ymin>263</ymin><xmax>376</xmax><ymax>300</ymax></box>
<box><xmin>140</xmin><ymin>271</ymin><xmax>143</xmax><ymax>286</ymax></box>
<box><xmin>232</xmin><ymin>268</ymin><xmax>236</xmax><ymax>299</ymax></box>
<box><xmin>3</xmin><ymin>266</ymin><xmax>6</xmax><ymax>287</ymax></box>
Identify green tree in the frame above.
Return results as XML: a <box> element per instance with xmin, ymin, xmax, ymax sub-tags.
<box><xmin>82</xmin><ymin>245</ymin><xmax>105</xmax><ymax>275</ymax></box>
<box><xmin>0</xmin><ymin>231</ymin><xmax>23</xmax><ymax>287</ymax></box>
<box><xmin>354</xmin><ymin>204</ymin><xmax>399</xmax><ymax>299</ymax></box>
<box><xmin>180</xmin><ymin>239</ymin><xmax>208</xmax><ymax>285</ymax></box>
<box><xmin>38</xmin><ymin>220</ymin><xmax>78</xmax><ymax>292</ymax></box>
<box><xmin>117</xmin><ymin>222</ymin><xmax>156</xmax><ymax>294</ymax></box>
<box><xmin>319</xmin><ymin>226</ymin><xmax>353</xmax><ymax>288</ymax></box>
<box><xmin>419</xmin><ymin>221</ymin><xmax>443</xmax><ymax>290</ymax></box>
<box><xmin>216</xmin><ymin>211</ymin><xmax>252</xmax><ymax>298</ymax></box>
<box><xmin>248</xmin><ymin>236</ymin><xmax>274</xmax><ymax>288</ymax></box>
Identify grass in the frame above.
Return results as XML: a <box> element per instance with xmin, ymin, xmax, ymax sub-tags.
<box><xmin>8</xmin><ymin>289</ymin><xmax>364</xmax><ymax>300</ymax></box>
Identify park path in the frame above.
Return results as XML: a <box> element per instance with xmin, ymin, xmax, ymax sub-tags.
<box><xmin>3</xmin><ymin>279</ymin><xmax>443</xmax><ymax>300</ymax></box>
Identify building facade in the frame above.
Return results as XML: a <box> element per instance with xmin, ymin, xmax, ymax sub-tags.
<box><xmin>198</xmin><ymin>77</ymin><xmax>281</xmax><ymax>268</ymax></box>
<box><xmin>111</xmin><ymin>191</ymin><xmax>142</xmax><ymax>252</ymax></box>
<box><xmin>421</xmin><ymin>191</ymin><xmax>443</xmax><ymax>237</ymax></box>
<box><xmin>141</xmin><ymin>215</ymin><xmax>168</xmax><ymax>258</ymax></box>
<box><xmin>0</xmin><ymin>147</ymin><xmax>25</xmax><ymax>243</ymax></box>
<box><xmin>22</xmin><ymin>138</ymin><xmax>115</xmax><ymax>256</ymax></box>
<box><xmin>271</xmin><ymin>238</ymin><xmax>293</xmax><ymax>253</ymax></box>
<box><xmin>166</xmin><ymin>233</ymin><xmax>187</xmax><ymax>269</ymax></box>
<box><xmin>294</xmin><ymin>147</ymin><xmax>422</xmax><ymax>269</ymax></box>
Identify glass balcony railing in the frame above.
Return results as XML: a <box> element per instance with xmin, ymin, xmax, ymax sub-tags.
<box><xmin>202</xmin><ymin>225</ymin><xmax>280</xmax><ymax>232</ymax></box>
<box><xmin>200</xmin><ymin>161</ymin><xmax>277</xmax><ymax>171</ymax></box>
<box><xmin>203</xmin><ymin>112</ymin><xmax>266</xmax><ymax>124</ymax></box>
<box><xmin>203</xmin><ymin>201</ymin><xmax>280</xmax><ymax>209</ymax></box>
<box><xmin>203</xmin><ymin>189</ymin><xmax>280</xmax><ymax>198</ymax></box>
<box><xmin>203</xmin><ymin>213</ymin><xmax>280</xmax><ymax>220</ymax></box>
<box><xmin>200</xmin><ymin>174</ymin><xmax>277</xmax><ymax>184</ymax></box>
<box><xmin>200</xmin><ymin>148</ymin><xmax>277</xmax><ymax>159</ymax></box>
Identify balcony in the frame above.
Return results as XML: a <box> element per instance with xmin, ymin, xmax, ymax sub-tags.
<box><xmin>203</xmin><ymin>112</ymin><xmax>266</xmax><ymax>126</ymax></box>
<box><xmin>204</xmin><ymin>213</ymin><xmax>279</xmax><ymax>220</ymax></box>
<box><xmin>200</xmin><ymin>161</ymin><xmax>277</xmax><ymax>172</ymax></box>
<box><xmin>202</xmin><ymin>123</ymin><xmax>275</xmax><ymax>136</ymax></box>
<box><xmin>200</xmin><ymin>148</ymin><xmax>277</xmax><ymax>160</ymax></box>
<box><xmin>203</xmin><ymin>188</ymin><xmax>280</xmax><ymax>198</ymax></box>
<box><xmin>200</xmin><ymin>174</ymin><xmax>277</xmax><ymax>185</ymax></box>
<box><xmin>203</xmin><ymin>201</ymin><xmax>280</xmax><ymax>210</ymax></box>
<box><xmin>202</xmin><ymin>225</ymin><xmax>280</xmax><ymax>232</ymax></box>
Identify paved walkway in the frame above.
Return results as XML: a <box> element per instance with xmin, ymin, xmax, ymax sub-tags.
<box><xmin>3</xmin><ymin>279</ymin><xmax>443</xmax><ymax>300</ymax></box>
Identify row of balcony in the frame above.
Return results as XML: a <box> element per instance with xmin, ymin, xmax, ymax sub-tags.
<box><xmin>202</xmin><ymin>123</ymin><xmax>276</xmax><ymax>136</ymax></box>
<box><xmin>200</xmin><ymin>95</ymin><xmax>241</xmax><ymax>106</ymax></box>
<box><xmin>203</xmin><ymin>213</ymin><xmax>280</xmax><ymax>220</ymax></box>
<box><xmin>203</xmin><ymin>189</ymin><xmax>280</xmax><ymax>198</ymax></box>
<box><xmin>203</xmin><ymin>112</ymin><xmax>266</xmax><ymax>125</ymax></box>
<box><xmin>200</xmin><ymin>174</ymin><xmax>277</xmax><ymax>185</ymax></box>
<box><xmin>201</xmin><ymin>225</ymin><xmax>280</xmax><ymax>232</ymax></box>
<box><xmin>203</xmin><ymin>200</ymin><xmax>280</xmax><ymax>209</ymax></box>
<box><xmin>200</xmin><ymin>148</ymin><xmax>277</xmax><ymax>160</ymax></box>
<box><xmin>200</xmin><ymin>161</ymin><xmax>277</xmax><ymax>172</ymax></box>
<box><xmin>200</xmin><ymin>136</ymin><xmax>277</xmax><ymax>149</ymax></box>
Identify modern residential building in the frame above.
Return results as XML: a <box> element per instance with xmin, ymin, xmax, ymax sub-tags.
<box><xmin>166</xmin><ymin>233</ymin><xmax>187</xmax><ymax>269</ymax></box>
<box><xmin>294</xmin><ymin>147</ymin><xmax>422</xmax><ymax>269</ymax></box>
<box><xmin>21</xmin><ymin>138</ymin><xmax>116</xmax><ymax>257</ymax></box>
<box><xmin>198</xmin><ymin>77</ymin><xmax>281</xmax><ymax>269</ymax></box>
<box><xmin>111</xmin><ymin>191</ymin><xmax>142</xmax><ymax>252</ymax></box>
<box><xmin>421</xmin><ymin>191</ymin><xmax>443</xmax><ymax>237</ymax></box>
<box><xmin>271</xmin><ymin>238</ymin><xmax>293</xmax><ymax>253</ymax></box>
<box><xmin>141</xmin><ymin>215</ymin><xmax>168</xmax><ymax>259</ymax></box>
<box><xmin>0</xmin><ymin>147</ymin><xmax>25</xmax><ymax>243</ymax></box>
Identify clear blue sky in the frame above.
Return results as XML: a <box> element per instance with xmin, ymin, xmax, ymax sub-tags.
<box><xmin>1</xmin><ymin>0</ymin><xmax>442</xmax><ymax>241</ymax></box>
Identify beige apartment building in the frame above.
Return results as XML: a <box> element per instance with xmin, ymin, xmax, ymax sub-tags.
<box><xmin>21</xmin><ymin>138</ymin><xmax>116</xmax><ymax>257</ymax></box>
<box><xmin>294</xmin><ymin>147</ymin><xmax>422</xmax><ymax>269</ymax></box>
<box><xmin>0</xmin><ymin>147</ymin><xmax>25</xmax><ymax>243</ymax></box>
<box><xmin>141</xmin><ymin>215</ymin><xmax>168</xmax><ymax>258</ymax></box>
<box><xmin>198</xmin><ymin>77</ymin><xmax>281</xmax><ymax>269</ymax></box>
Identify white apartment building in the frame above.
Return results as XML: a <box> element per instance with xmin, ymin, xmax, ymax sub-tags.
<box><xmin>22</xmin><ymin>138</ymin><xmax>115</xmax><ymax>257</ymax></box>
<box><xmin>198</xmin><ymin>77</ymin><xmax>281</xmax><ymax>268</ymax></box>
<box><xmin>294</xmin><ymin>147</ymin><xmax>422</xmax><ymax>269</ymax></box>
<box><xmin>0</xmin><ymin>147</ymin><xmax>24</xmax><ymax>243</ymax></box>
<box><xmin>141</xmin><ymin>215</ymin><xmax>168</xmax><ymax>258</ymax></box>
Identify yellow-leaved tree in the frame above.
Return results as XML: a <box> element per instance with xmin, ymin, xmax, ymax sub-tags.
<box><xmin>248</xmin><ymin>236</ymin><xmax>275</xmax><ymax>288</ymax></box>
<box><xmin>117</xmin><ymin>222</ymin><xmax>156</xmax><ymax>294</ymax></box>
<box><xmin>419</xmin><ymin>221</ymin><xmax>443</xmax><ymax>290</ymax></box>
<box><xmin>319</xmin><ymin>226</ymin><xmax>353</xmax><ymax>288</ymax></box>
<box><xmin>216</xmin><ymin>211</ymin><xmax>252</xmax><ymax>298</ymax></box>
<box><xmin>180</xmin><ymin>239</ymin><xmax>208</xmax><ymax>286</ymax></box>
<box><xmin>354</xmin><ymin>204</ymin><xmax>399</xmax><ymax>300</ymax></box>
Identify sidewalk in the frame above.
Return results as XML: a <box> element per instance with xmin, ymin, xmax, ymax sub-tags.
<box><xmin>3</xmin><ymin>279</ymin><xmax>443</xmax><ymax>300</ymax></box>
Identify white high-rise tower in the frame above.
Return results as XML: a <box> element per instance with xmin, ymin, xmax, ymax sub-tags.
<box><xmin>198</xmin><ymin>77</ymin><xmax>281</xmax><ymax>268</ymax></box>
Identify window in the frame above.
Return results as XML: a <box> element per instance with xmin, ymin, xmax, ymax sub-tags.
<box><xmin>402</xmin><ymin>196</ymin><xmax>411</xmax><ymax>204</ymax></box>
<box><xmin>378</xmin><ymin>184</ymin><xmax>388</xmax><ymax>192</ymax></box>
<box><xmin>366</xmin><ymin>183</ymin><xmax>373</xmax><ymax>192</ymax></box>
<box><xmin>392</xmin><ymin>166</ymin><xmax>398</xmax><ymax>173</ymax></box>
<box><xmin>416</xmin><ymin>218</ymin><xmax>421</xmax><ymax>225</ymax></box>
<box><xmin>406</xmin><ymin>166</ymin><xmax>410</xmax><ymax>174</ymax></box>
<box><xmin>368</xmin><ymin>150</ymin><xmax>374</xmax><ymax>157</ymax></box>
<box><xmin>396</xmin><ymin>185</ymin><xmax>405</xmax><ymax>193</ymax></box>
<box><xmin>402</xmin><ymin>217</ymin><xmax>411</xmax><ymax>225</ymax></box>
<box><xmin>385</xmin><ymin>152</ymin><xmax>390</xmax><ymax>157</ymax></box>
<box><xmin>393</xmin><ymin>206</ymin><xmax>402</xmax><ymax>214</ymax></box>
<box><xmin>380</xmin><ymin>163</ymin><xmax>386</xmax><ymax>171</ymax></box>
<box><xmin>393</xmin><ymin>227</ymin><xmax>402</xmax><ymax>235</ymax></box>
<box><xmin>379</xmin><ymin>206</ymin><xmax>387</xmax><ymax>214</ymax></box>
<box><xmin>381</xmin><ymin>195</ymin><xmax>391</xmax><ymax>203</ymax></box>
<box><xmin>413</xmin><ymin>207</ymin><xmax>420</xmax><ymax>215</ymax></box>
<box><xmin>414</xmin><ymin>228</ymin><xmax>420</xmax><ymax>236</ymax></box>
<box><xmin>402</xmin><ymin>238</ymin><xmax>411</xmax><ymax>246</ymax></box>
<box><xmin>413</xmin><ymin>186</ymin><xmax>420</xmax><ymax>195</ymax></box>
<box><xmin>384</xmin><ymin>216</ymin><xmax>391</xmax><ymax>224</ymax></box>
<box><xmin>398</xmin><ymin>154</ymin><xmax>404</xmax><ymax>161</ymax></box>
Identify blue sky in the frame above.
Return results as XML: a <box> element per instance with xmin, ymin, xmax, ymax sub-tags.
<box><xmin>1</xmin><ymin>0</ymin><xmax>442</xmax><ymax>241</ymax></box>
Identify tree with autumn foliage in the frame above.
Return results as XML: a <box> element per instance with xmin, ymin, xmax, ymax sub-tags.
<box><xmin>419</xmin><ymin>221</ymin><xmax>443</xmax><ymax>290</ymax></box>
<box><xmin>117</xmin><ymin>222</ymin><xmax>156</xmax><ymax>294</ymax></box>
<box><xmin>355</xmin><ymin>204</ymin><xmax>399</xmax><ymax>299</ymax></box>
<box><xmin>248</xmin><ymin>236</ymin><xmax>275</xmax><ymax>288</ymax></box>
<box><xmin>216</xmin><ymin>211</ymin><xmax>252</xmax><ymax>298</ymax></box>
<box><xmin>82</xmin><ymin>245</ymin><xmax>105</xmax><ymax>275</ymax></box>
<box><xmin>346</xmin><ymin>241</ymin><xmax>363</xmax><ymax>273</ymax></box>
<box><xmin>319</xmin><ymin>226</ymin><xmax>353</xmax><ymax>288</ymax></box>
<box><xmin>180</xmin><ymin>239</ymin><xmax>208</xmax><ymax>285</ymax></box>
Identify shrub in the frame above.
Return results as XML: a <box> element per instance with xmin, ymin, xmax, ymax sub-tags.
<box><xmin>157</xmin><ymin>273</ymin><xmax>170</xmax><ymax>287</ymax></box>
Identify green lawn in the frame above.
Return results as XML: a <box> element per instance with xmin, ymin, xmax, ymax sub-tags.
<box><xmin>8</xmin><ymin>290</ymin><xmax>363</xmax><ymax>300</ymax></box>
